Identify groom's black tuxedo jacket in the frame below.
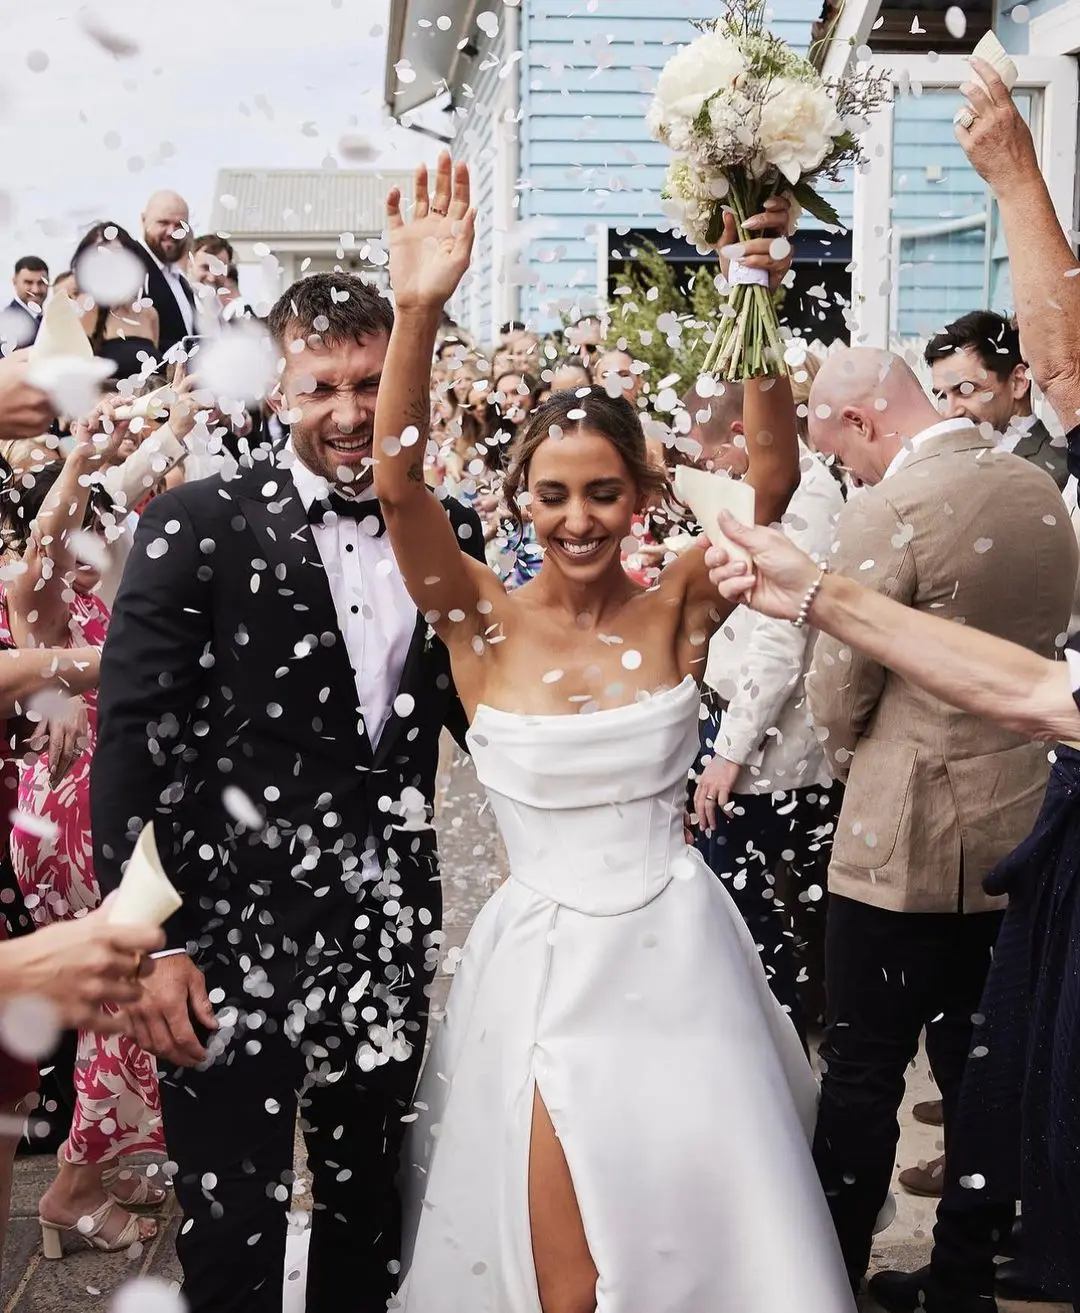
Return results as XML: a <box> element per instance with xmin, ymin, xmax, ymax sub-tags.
<box><xmin>92</xmin><ymin>457</ymin><xmax>483</xmax><ymax>1012</ymax></box>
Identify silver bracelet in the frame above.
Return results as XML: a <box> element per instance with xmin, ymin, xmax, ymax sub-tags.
<box><xmin>793</xmin><ymin>563</ymin><xmax>828</xmax><ymax>629</ymax></box>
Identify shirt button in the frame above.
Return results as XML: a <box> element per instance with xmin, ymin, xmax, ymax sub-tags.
<box><xmin>346</xmin><ymin>544</ymin><xmax>355</xmax><ymax>553</ymax></box>
<box><xmin>350</xmin><ymin>605</ymin><xmax>359</xmax><ymax>614</ymax></box>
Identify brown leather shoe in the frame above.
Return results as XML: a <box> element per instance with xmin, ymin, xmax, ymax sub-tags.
<box><xmin>898</xmin><ymin>1154</ymin><xmax>945</xmax><ymax>1197</ymax></box>
<box><xmin>912</xmin><ymin>1099</ymin><xmax>944</xmax><ymax>1127</ymax></box>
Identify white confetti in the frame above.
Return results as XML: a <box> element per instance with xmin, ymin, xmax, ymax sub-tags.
<box><xmin>944</xmin><ymin>6</ymin><xmax>967</xmax><ymax>38</ymax></box>
<box><xmin>76</xmin><ymin>244</ymin><xmax>146</xmax><ymax>306</ymax></box>
<box><xmin>0</xmin><ymin>994</ymin><xmax>60</xmax><ymax>1061</ymax></box>
<box><xmin>193</xmin><ymin>322</ymin><xmax>277</xmax><ymax>407</ymax></box>
<box><xmin>337</xmin><ymin>133</ymin><xmax>381</xmax><ymax>163</ymax></box>
<box><xmin>541</xmin><ymin>670</ymin><xmax>564</xmax><ymax>684</ymax></box>
<box><xmin>109</xmin><ymin>1275</ymin><xmax>186</xmax><ymax>1313</ymax></box>
<box><xmin>10</xmin><ymin>810</ymin><xmax>58</xmax><ymax>841</ymax></box>
<box><xmin>621</xmin><ymin>650</ymin><xmax>643</xmax><ymax>670</ymax></box>
<box><xmin>222</xmin><ymin>785</ymin><xmax>264</xmax><ymax>831</ymax></box>
<box><xmin>393</xmin><ymin>693</ymin><xmax>415</xmax><ymax>718</ymax></box>
<box><xmin>973</xmin><ymin>538</ymin><xmax>993</xmax><ymax>554</ymax></box>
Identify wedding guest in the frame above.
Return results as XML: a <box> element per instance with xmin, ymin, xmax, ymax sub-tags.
<box><xmin>706</xmin><ymin>505</ymin><xmax>1080</xmax><ymax>1313</ymax></box>
<box><xmin>594</xmin><ymin>346</ymin><xmax>644</xmax><ymax>406</ymax></box>
<box><xmin>0</xmin><ymin>257</ymin><xmax>49</xmax><ymax>349</ymax></box>
<box><xmin>138</xmin><ymin>189</ymin><xmax>195</xmax><ymax>356</ymax></box>
<box><xmin>567</xmin><ymin>312</ymin><xmax>605</xmax><ymax>367</ymax></box>
<box><xmin>1</xmin><ymin>422</ymin><xmax>166</xmax><ymax>1258</ymax></box>
<box><xmin>49</xmin><ymin>270</ymin><xmax>76</xmax><ymax>303</ymax></box>
<box><xmin>693</xmin><ymin>424</ymin><xmax>844</xmax><ymax>1047</ymax></box>
<box><xmin>802</xmin><ymin>346</ymin><xmax>1076</xmax><ymax>1294</ymax></box>
<box><xmin>863</xmin><ymin>54</ymin><xmax>1080</xmax><ymax>1312</ymax></box>
<box><xmin>92</xmin><ymin>271</ymin><xmax>485</xmax><ymax>1313</ymax></box>
<box><xmin>0</xmin><ymin>353</ymin><xmax>55</xmax><ymax>442</ymax></box>
<box><xmin>0</xmin><ymin>910</ymin><xmax>164</xmax><ymax>1280</ymax></box>
<box><xmin>73</xmin><ymin>222</ymin><xmax>160</xmax><ymax>382</ymax></box>
<box><xmin>547</xmin><ymin>360</ymin><xmax>591</xmax><ymax>395</ymax></box>
<box><xmin>189</xmin><ymin>233</ymin><xmax>234</xmax><ymax>287</ymax></box>
<box><xmin>926</xmin><ymin>310</ymin><xmax>1068</xmax><ymax>489</ymax></box>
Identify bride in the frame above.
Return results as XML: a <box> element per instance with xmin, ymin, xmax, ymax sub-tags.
<box><xmin>374</xmin><ymin>155</ymin><xmax>855</xmax><ymax>1313</ymax></box>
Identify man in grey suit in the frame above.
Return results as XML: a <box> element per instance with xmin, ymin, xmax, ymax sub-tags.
<box><xmin>803</xmin><ymin>347</ymin><xmax>1077</xmax><ymax>1299</ymax></box>
<box><xmin>926</xmin><ymin>310</ymin><xmax>1068</xmax><ymax>490</ymax></box>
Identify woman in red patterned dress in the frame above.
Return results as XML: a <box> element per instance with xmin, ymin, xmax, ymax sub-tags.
<box><xmin>1</xmin><ymin>419</ymin><xmax>164</xmax><ymax>1256</ymax></box>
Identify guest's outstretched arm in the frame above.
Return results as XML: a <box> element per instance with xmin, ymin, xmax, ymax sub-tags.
<box><xmin>958</xmin><ymin>58</ymin><xmax>1080</xmax><ymax>430</ymax></box>
<box><xmin>375</xmin><ymin>155</ymin><xmax>501</xmax><ymax>647</ymax></box>
<box><xmin>707</xmin><ymin>515</ymin><xmax>1080</xmax><ymax>744</ymax></box>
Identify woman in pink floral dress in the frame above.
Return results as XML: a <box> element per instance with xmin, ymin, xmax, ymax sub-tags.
<box><xmin>2</xmin><ymin>419</ymin><xmax>164</xmax><ymax>1256</ymax></box>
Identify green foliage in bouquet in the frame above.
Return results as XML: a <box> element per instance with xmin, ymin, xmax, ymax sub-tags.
<box><xmin>603</xmin><ymin>240</ymin><xmax>734</xmax><ymax>390</ymax></box>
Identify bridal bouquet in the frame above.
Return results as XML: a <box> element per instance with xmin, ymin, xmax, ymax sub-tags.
<box><xmin>647</xmin><ymin>0</ymin><xmax>888</xmax><ymax>379</ymax></box>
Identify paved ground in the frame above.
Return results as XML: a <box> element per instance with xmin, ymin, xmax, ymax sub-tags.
<box><xmin>0</xmin><ymin>743</ymin><xmax>1067</xmax><ymax>1311</ymax></box>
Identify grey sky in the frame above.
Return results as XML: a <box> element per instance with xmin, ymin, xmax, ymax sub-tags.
<box><xmin>0</xmin><ymin>0</ymin><xmax>432</xmax><ymax>285</ymax></box>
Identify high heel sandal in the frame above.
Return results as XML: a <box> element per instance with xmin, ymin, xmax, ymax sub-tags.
<box><xmin>56</xmin><ymin>1147</ymin><xmax>167</xmax><ymax>1210</ymax></box>
<box><xmin>39</xmin><ymin>1199</ymin><xmax>157</xmax><ymax>1259</ymax></box>
<box><xmin>101</xmin><ymin>1162</ymin><xmax>168</xmax><ymax>1209</ymax></box>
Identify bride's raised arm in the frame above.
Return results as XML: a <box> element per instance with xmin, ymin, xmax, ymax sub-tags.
<box><xmin>374</xmin><ymin>155</ymin><xmax>501</xmax><ymax>645</ymax></box>
<box><xmin>664</xmin><ymin>372</ymin><xmax>801</xmax><ymax>664</ymax></box>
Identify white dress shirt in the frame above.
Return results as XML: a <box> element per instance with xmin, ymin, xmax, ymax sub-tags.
<box><xmin>881</xmin><ymin>417</ymin><xmax>972</xmax><ymax>482</ymax></box>
<box><xmin>144</xmin><ymin>246</ymin><xmax>194</xmax><ymax>337</ymax></box>
<box><xmin>705</xmin><ymin>448</ymin><xmax>845</xmax><ymax>793</ymax></box>
<box><xmin>287</xmin><ymin>445</ymin><xmax>417</xmax><ymax>748</ymax></box>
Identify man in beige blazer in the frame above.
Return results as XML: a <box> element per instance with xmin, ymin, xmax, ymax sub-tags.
<box><xmin>802</xmin><ymin>348</ymin><xmax>1077</xmax><ymax>1294</ymax></box>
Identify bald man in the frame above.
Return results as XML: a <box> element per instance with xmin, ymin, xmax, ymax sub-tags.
<box><xmin>681</xmin><ymin>379</ymin><xmax>747</xmax><ymax>475</ymax></box>
<box><xmin>802</xmin><ymin>347</ymin><xmax>1077</xmax><ymax>1299</ymax></box>
<box><xmin>139</xmin><ymin>189</ymin><xmax>196</xmax><ymax>355</ymax></box>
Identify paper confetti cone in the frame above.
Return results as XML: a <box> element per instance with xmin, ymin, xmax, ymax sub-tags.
<box><xmin>106</xmin><ymin>823</ymin><xmax>182</xmax><ymax>927</ymax></box>
<box><xmin>31</xmin><ymin>293</ymin><xmax>94</xmax><ymax>361</ymax></box>
<box><xmin>970</xmin><ymin>31</ymin><xmax>1018</xmax><ymax>91</ymax></box>
<box><xmin>672</xmin><ymin>466</ymin><xmax>756</xmax><ymax>565</ymax></box>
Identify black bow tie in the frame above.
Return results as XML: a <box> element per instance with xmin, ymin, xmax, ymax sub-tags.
<box><xmin>307</xmin><ymin>495</ymin><xmax>385</xmax><ymax>536</ymax></box>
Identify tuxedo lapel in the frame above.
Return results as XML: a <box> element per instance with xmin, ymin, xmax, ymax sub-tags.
<box><xmin>233</xmin><ymin>467</ymin><xmax>374</xmax><ymax>763</ymax></box>
<box><xmin>1011</xmin><ymin>419</ymin><xmax>1048</xmax><ymax>461</ymax></box>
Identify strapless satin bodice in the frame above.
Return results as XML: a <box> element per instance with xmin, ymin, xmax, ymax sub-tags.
<box><xmin>466</xmin><ymin>677</ymin><xmax>701</xmax><ymax>915</ymax></box>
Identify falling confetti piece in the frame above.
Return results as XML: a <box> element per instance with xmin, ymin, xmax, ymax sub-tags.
<box><xmin>76</xmin><ymin>245</ymin><xmax>146</xmax><ymax>307</ymax></box>
<box><xmin>109</xmin><ymin>1276</ymin><xmax>186</xmax><ymax>1313</ymax></box>
<box><xmin>542</xmin><ymin>670</ymin><xmax>564</xmax><ymax>683</ymax></box>
<box><xmin>620</xmin><ymin>650</ymin><xmax>643</xmax><ymax>670</ymax></box>
<box><xmin>80</xmin><ymin>10</ymin><xmax>141</xmax><ymax>57</ymax></box>
<box><xmin>26</xmin><ymin>50</ymin><xmax>49</xmax><ymax>72</ymax></box>
<box><xmin>944</xmin><ymin>6</ymin><xmax>966</xmax><ymax>38</ymax></box>
<box><xmin>222</xmin><ymin>785</ymin><xmax>264</xmax><ymax>831</ymax></box>
<box><xmin>0</xmin><ymin>994</ymin><xmax>60</xmax><ymax>1062</ymax></box>
<box><xmin>973</xmin><ymin>538</ymin><xmax>993</xmax><ymax>554</ymax></box>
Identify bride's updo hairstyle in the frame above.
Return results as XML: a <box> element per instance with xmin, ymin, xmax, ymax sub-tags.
<box><xmin>503</xmin><ymin>387</ymin><xmax>668</xmax><ymax>535</ymax></box>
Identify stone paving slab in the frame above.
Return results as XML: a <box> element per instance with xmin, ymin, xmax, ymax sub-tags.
<box><xmin>1</xmin><ymin>742</ymin><xmax>1069</xmax><ymax>1311</ymax></box>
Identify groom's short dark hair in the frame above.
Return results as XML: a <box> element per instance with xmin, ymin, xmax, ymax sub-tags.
<box><xmin>267</xmin><ymin>272</ymin><xmax>395</xmax><ymax>350</ymax></box>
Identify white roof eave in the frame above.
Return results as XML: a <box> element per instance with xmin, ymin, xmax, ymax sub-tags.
<box><xmin>384</xmin><ymin>0</ymin><xmax>476</xmax><ymax>119</ymax></box>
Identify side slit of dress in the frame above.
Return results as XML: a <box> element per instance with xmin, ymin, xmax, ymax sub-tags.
<box><xmin>528</xmin><ymin>1082</ymin><xmax>599</xmax><ymax>1313</ymax></box>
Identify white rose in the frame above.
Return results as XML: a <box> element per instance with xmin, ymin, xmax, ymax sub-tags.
<box><xmin>758</xmin><ymin>77</ymin><xmax>844</xmax><ymax>184</ymax></box>
<box><xmin>650</xmin><ymin>31</ymin><xmax>747</xmax><ymax>129</ymax></box>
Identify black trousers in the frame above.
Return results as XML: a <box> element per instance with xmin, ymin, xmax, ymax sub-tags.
<box><xmin>812</xmin><ymin>895</ymin><xmax>1003</xmax><ymax>1286</ymax></box>
<box><xmin>161</xmin><ymin>1000</ymin><xmax>424</xmax><ymax>1313</ymax></box>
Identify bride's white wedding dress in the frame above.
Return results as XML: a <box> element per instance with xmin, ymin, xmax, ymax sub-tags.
<box><xmin>400</xmin><ymin>676</ymin><xmax>855</xmax><ymax>1312</ymax></box>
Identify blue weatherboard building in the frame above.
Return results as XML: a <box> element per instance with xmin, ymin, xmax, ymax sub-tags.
<box><xmin>385</xmin><ymin>0</ymin><xmax>1079</xmax><ymax>349</ymax></box>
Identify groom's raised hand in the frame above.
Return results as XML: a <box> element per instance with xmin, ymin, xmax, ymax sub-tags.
<box><xmin>386</xmin><ymin>152</ymin><xmax>476</xmax><ymax>313</ymax></box>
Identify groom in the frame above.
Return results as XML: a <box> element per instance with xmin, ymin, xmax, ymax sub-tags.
<box><xmin>92</xmin><ymin>271</ymin><xmax>483</xmax><ymax>1313</ymax></box>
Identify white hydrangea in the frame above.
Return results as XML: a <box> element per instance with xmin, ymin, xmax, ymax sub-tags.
<box><xmin>648</xmin><ymin>31</ymin><xmax>747</xmax><ymax>137</ymax></box>
<box><xmin>757</xmin><ymin>77</ymin><xmax>845</xmax><ymax>184</ymax></box>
